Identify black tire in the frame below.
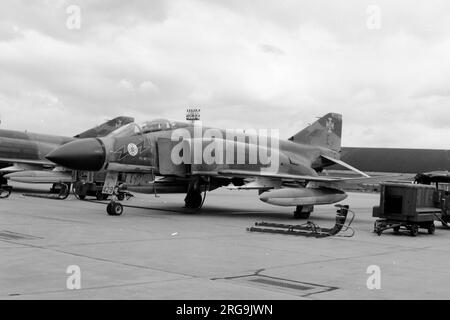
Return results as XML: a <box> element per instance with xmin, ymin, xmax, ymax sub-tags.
<box><xmin>58</xmin><ymin>184</ymin><xmax>70</xmax><ymax>200</ymax></box>
<box><xmin>117</xmin><ymin>193</ymin><xmax>125</xmax><ymax>201</ymax></box>
<box><xmin>112</xmin><ymin>202</ymin><xmax>123</xmax><ymax>216</ymax></box>
<box><xmin>78</xmin><ymin>194</ymin><xmax>86</xmax><ymax>200</ymax></box>
<box><xmin>184</xmin><ymin>191</ymin><xmax>203</xmax><ymax>209</ymax></box>
<box><xmin>294</xmin><ymin>211</ymin><xmax>311</xmax><ymax>219</ymax></box>
<box><xmin>96</xmin><ymin>191</ymin><xmax>104</xmax><ymax>201</ymax></box>
<box><xmin>49</xmin><ymin>183</ymin><xmax>60</xmax><ymax>194</ymax></box>
<box><xmin>410</xmin><ymin>225</ymin><xmax>419</xmax><ymax>237</ymax></box>
<box><xmin>107</xmin><ymin>202</ymin><xmax>123</xmax><ymax>216</ymax></box>
<box><xmin>428</xmin><ymin>223</ymin><xmax>435</xmax><ymax>235</ymax></box>
<box><xmin>393</xmin><ymin>226</ymin><xmax>400</xmax><ymax>232</ymax></box>
<box><xmin>106</xmin><ymin>203</ymin><xmax>113</xmax><ymax>215</ymax></box>
<box><xmin>293</xmin><ymin>206</ymin><xmax>311</xmax><ymax>219</ymax></box>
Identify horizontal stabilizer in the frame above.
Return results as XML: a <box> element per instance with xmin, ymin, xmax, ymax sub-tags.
<box><xmin>321</xmin><ymin>155</ymin><xmax>370</xmax><ymax>177</ymax></box>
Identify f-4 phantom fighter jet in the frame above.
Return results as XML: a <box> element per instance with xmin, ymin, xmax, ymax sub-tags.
<box><xmin>0</xmin><ymin>116</ymin><xmax>134</xmax><ymax>191</ymax></box>
<box><xmin>46</xmin><ymin>113</ymin><xmax>381</xmax><ymax>217</ymax></box>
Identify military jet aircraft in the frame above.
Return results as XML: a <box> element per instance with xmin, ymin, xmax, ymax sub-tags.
<box><xmin>0</xmin><ymin>116</ymin><xmax>134</xmax><ymax>192</ymax></box>
<box><xmin>46</xmin><ymin>113</ymin><xmax>389</xmax><ymax>217</ymax></box>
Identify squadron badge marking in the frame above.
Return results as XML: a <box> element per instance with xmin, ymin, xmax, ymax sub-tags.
<box><xmin>127</xmin><ymin>143</ymin><xmax>139</xmax><ymax>157</ymax></box>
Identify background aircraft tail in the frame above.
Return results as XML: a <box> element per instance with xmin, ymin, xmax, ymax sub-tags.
<box><xmin>74</xmin><ymin>116</ymin><xmax>134</xmax><ymax>138</ymax></box>
<box><xmin>288</xmin><ymin>113</ymin><xmax>342</xmax><ymax>152</ymax></box>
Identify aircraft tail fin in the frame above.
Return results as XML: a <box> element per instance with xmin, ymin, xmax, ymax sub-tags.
<box><xmin>74</xmin><ymin>116</ymin><xmax>135</xmax><ymax>138</ymax></box>
<box><xmin>288</xmin><ymin>113</ymin><xmax>342</xmax><ymax>152</ymax></box>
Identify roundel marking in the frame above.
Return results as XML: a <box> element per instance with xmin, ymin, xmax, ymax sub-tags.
<box><xmin>127</xmin><ymin>143</ymin><xmax>139</xmax><ymax>157</ymax></box>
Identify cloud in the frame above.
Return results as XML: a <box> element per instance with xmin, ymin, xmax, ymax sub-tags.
<box><xmin>0</xmin><ymin>0</ymin><xmax>449</xmax><ymax>148</ymax></box>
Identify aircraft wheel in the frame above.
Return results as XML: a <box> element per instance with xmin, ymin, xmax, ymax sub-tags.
<box><xmin>78</xmin><ymin>194</ymin><xmax>86</xmax><ymax>200</ymax></box>
<box><xmin>293</xmin><ymin>206</ymin><xmax>311</xmax><ymax>219</ymax></box>
<box><xmin>49</xmin><ymin>183</ymin><xmax>61</xmax><ymax>194</ymax></box>
<box><xmin>393</xmin><ymin>226</ymin><xmax>400</xmax><ymax>232</ymax></box>
<box><xmin>58</xmin><ymin>184</ymin><xmax>70</xmax><ymax>200</ymax></box>
<box><xmin>428</xmin><ymin>223</ymin><xmax>435</xmax><ymax>235</ymax></box>
<box><xmin>107</xmin><ymin>202</ymin><xmax>123</xmax><ymax>216</ymax></box>
<box><xmin>184</xmin><ymin>191</ymin><xmax>203</xmax><ymax>209</ymax></box>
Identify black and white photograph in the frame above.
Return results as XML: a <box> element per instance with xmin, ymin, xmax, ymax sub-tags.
<box><xmin>1</xmin><ymin>0</ymin><xmax>450</xmax><ymax>308</ymax></box>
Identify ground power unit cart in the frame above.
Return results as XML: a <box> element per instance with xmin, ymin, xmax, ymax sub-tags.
<box><xmin>373</xmin><ymin>183</ymin><xmax>441</xmax><ymax>236</ymax></box>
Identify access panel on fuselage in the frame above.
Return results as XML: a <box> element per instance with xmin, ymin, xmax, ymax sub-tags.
<box><xmin>157</xmin><ymin>138</ymin><xmax>188</xmax><ymax>176</ymax></box>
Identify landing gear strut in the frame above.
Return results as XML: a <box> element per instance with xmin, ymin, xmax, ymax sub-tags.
<box><xmin>293</xmin><ymin>205</ymin><xmax>314</xmax><ymax>219</ymax></box>
<box><xmin>105</xmin><ymin>183</ymin><xmax>133</xmax><ymax>216</ymax></box>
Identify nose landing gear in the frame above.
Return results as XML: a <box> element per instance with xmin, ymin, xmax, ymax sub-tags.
<box><xmin>105</xmin><ymin>184</ymin><xmax>133</xmax><ymax>216</ymax></box>
<box><xmin>107</xmin><ymin>201</ymin><xmax>123</xmax><ymax>216</ymax></box>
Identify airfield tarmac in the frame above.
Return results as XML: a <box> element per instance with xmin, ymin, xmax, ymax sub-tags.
<box><xmin>1</xmin><ymin>182</ymin><xmax>450</xmax><ymax>300</ymax></box>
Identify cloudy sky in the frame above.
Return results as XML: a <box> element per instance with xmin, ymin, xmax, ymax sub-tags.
<box><xmin>0</xmin><ymin>0</ymin><xmax>449</xmax><ymax>148</ymax></box>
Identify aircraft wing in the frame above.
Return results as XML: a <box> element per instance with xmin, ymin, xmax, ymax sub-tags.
<box><xmin>320</xmin><ymin>155</ymin><xmax>370</xmax><ymax>177</ymax></box>
<box><xmin>206</xmin><ymin>169</ymin><xmax>402</xmax><ymax>185</ymax></box>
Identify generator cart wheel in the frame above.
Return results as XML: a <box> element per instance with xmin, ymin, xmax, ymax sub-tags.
<box><xmin>393</xmin><ymin>226</ymin><xmax>400</xmax><ymax>232</ymax></box>
<box><xmin>428</xmin><ymin>223</ymin><xmax>435</xmax><ymax>235</ymax></box>
<box><xmin>410</xmin><ymin>225</ymin><xmax>419</xmax><ymax>237</ymax></box>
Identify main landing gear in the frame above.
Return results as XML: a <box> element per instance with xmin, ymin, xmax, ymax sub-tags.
<box><xmin>105</xmin><ymin>184</ymin><xmax>133</xmax><ymax>216</ymax></box>
<box><xmin>293</xmin><ymin>205</ymin><xmax>314</xmax><ymax>219</ymax></box>
<box><xmin>184</xmin><ymin>177</ymin><xmax>207</xmax><ymax>210</ymax></box>
<box><xmin>184</xmin><ymin>189</ymin><xmax>203</xmax><ymax>209</ymax></box>
<box><xmin>103</xmin><ymin>176</ymin><xmax>208</xmax><ymax>216</ymax></box>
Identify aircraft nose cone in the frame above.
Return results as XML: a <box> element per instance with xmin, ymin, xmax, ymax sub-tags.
<box><xmin>46</xmin><ymin>138</ymin><xmax>106</xmax><ymax>171</ymax></box>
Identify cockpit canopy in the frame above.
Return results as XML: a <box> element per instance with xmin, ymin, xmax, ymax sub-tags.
<box><xmin>107</xmin><ymin>119</ymin><xmax>191</xmax><ymax>138</ymax></box>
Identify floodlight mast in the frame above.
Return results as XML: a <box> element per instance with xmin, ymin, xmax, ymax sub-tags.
<box><xmin>186</xmin><ymin>108</ymin><xmax>201</xmax><ymax>124</ymax></box>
